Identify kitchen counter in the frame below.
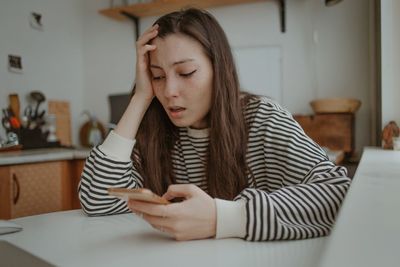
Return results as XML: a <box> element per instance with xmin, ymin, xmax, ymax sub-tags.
<box><xmin>0</xmin><ymin>147</ymin><xmax>90</xmax><ymax>166</ymax></box>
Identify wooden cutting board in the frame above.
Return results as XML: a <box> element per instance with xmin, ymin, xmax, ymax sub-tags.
<box><xmin>8</xmin><ymin>94</ymin><xmax>20</xmax><ymax>121</ymax></box>
<box><xmin>48</xmin><ymin>100</ymin><xmax>72</xmax><ymax>146</ymax></box>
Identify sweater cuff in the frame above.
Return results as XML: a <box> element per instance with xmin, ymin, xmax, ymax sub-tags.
<box><xmin>215</xmin><ymin>198</ymin><xmax>246</xmax><ymax>239</ymax></box>
<box><xmin>99</xmin><ymin>130</ymin><xmax>136</xmax><ymax>161</ymax></box>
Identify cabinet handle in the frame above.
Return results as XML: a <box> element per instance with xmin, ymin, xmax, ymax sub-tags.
<box><xmin>12</xmin><ymin>173</ymin><xmax>20</xmax><ymax>205</ymax></box>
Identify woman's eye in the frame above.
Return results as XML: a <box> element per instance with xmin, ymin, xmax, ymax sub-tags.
<box><xmin>180</xmin><ymin>70</ymin><xmax>197</xmax><ymax>77</ymax></box>
<box><xmin>152</xmin><ymin>76</ymin><xmax>165</xmax><ymax>81</ymax></box>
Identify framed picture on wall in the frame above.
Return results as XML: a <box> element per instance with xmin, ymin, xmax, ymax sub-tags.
<box><xmin>8</xmin><ymin>55</ymin><xmax>23</xmax><ymax>74</ymax></box>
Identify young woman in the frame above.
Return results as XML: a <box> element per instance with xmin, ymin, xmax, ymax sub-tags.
<box><xmin>79</xmin><ymin>8</ymin><xmax>350</xmax><ymax>242</ymax></box>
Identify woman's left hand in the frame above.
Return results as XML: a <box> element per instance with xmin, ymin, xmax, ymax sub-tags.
<box><xmin>128</xmin><ymin>184</ymin><xmax>216</xmax><ymax>241</ymax></box>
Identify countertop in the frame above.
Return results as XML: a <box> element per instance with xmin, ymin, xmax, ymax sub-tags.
<box><xmin>0</xmin><ymin>210</ymin><xmax>327</xmax><ymax>267</ymax></box>
<box><xmin>0</xmin><ymin>147</ymin><xmax>90</xmax><ymax>166</ymax></box>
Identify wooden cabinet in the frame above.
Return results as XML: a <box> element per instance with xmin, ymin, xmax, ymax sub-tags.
<box><xmin>294</xmin><ymin>113</ymin><xmax>355</xmax><ymax>155</ymax></box>
<box><xmin>0</xmin><ymin>156</ymin><xmax>87</xmax><ymax>219</ymax></box>
<box><xmin>0</xmin><ymin>161</ymin><xmax>72</xmax><ymax>219</ymax></box>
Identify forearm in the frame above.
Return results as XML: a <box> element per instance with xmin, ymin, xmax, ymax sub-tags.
<box><xmin>79</xmin><ymin>132</ymin><xmax>144</xmax><ymax>216</ymax></box>
<box><xmin>238</xmin><ymin>164</ymin><xmax>350</xmax><ymax>241</ymax></box>
<box><xmin>214</xmin><ymin>162</ymin><xmax>350</xmax><ymax>242</ymax></box>
<box><xmin>78</xmin><ymin>147</ymin><xmax>133</xmax><ymax>216</ymax></box>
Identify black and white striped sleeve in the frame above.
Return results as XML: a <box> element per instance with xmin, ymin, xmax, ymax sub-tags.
<box><xmin>78</xmin><ymin>131</ymin><xmax>144</xmax><ymax>216</ymax></box>
<box><xmin>236</xmin><ymin>100</ymin><xmax>351</xmax><ymax>241</ymax></box>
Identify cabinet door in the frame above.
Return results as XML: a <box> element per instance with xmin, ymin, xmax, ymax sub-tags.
<box><xmin>8</xmin><ymin>161</ymin><xmax>71</xmax><ymax>218</ymax></box>
<box><xmin>0</xmin><ymin>166</ymin><xmax>11</xmax><ymax>219</ymax></box>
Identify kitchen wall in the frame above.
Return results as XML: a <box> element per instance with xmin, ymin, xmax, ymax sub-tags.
<box><xmin>0</xmin><ymin>0</ymin><xmax>85</xmax><ymax>145</ymax></box>
<box><xmin>1</xmin><ymin>0</ymin><xmax>375</xmax><ymax>155</ymax></box>
<box><xmin>381</xmin><ymin>0</ymin><xmax>400</xmax><ymax>128</ymax></box>
<box><xmin>81</xmin><ymin>0</ymin><xmax>136</xmax><ymax>130</ymax></box>
<box><xmin>84</xmin><ymin>0</ymin><xmax>374</xmax><ymax>155</ymax></box>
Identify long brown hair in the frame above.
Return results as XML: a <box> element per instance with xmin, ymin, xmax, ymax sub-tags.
<box><xmin>133</xmin><ymin>8</ymin><xmax>249</xmax><ymax>200</ymax></box>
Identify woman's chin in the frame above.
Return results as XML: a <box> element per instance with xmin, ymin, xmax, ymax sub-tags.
<box><xmin>169</xmin><ymin>117</ymin><xmax>191</xmax><ymax>128</ymax></box>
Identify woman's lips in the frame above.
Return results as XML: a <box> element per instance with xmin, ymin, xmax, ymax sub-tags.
<box><xmin>168</xmin><ymin>106</ymin><xmax>186</xmax><ymax>119</ymax></box>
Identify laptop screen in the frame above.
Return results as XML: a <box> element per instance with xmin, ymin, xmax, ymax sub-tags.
<box><xmin>108</xmin><ymin>93</ymin><xmax>131</xmax><ymax>127</ymax></box>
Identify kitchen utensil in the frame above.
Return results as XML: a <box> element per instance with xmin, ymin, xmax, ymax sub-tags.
<box><xmin>30</xmin><ymin>91</ymin><xmax>46</xmax><ymax>120</ymax></box>
<box><xmin>9</xmin><ymin>117</ymin><xmax>20</xmax><ymax>129</ymax></box>
<box><xmin>1</xmin><ymin>117</ymin><xmax>11</xmax><ymax>131</ymax></box>
<box><xmin>37</xmin><ymin>110</ymin><xmax>46</xmax><ymax>119</ymax></box>
<box><xmin>21</xmin><ymin>116</ymin><xmax>29</xmax><ymax>128</ymax></box>
<box><xmin>4</xmin><ymin>108</ymin><xmax>21</xmax><ymax>129</ymax></box>
<box><xmin>48</xmin><ymin>100</ymin><xmax>72</xmax><ymax>146</ymax></box>
<box><xmin>2</xmin><ymin>108</ymin><xmax>11</xmax><ymax>118</ymax></box>
<box><xmin>8</xmin><ymin>94</ymin><xmax>20</xmax><ymax>121</ymax></box>
<box><xmin>24</xmin><ymin>105</ymin><xmax>34</xmax><ymax>128</ymax></box>
<box><xmin>24</xmin><ymin>105</ymin><xmax>33</xmax><ymax>117</ymax></box>
<box><xmin>1</xmin><ymin>108</ymin><xmax>19</xmax><ymax>130</ymax></box>
<box><xmin>2</xmin><ymin>109</ymin><xmax>9</xmax><ymax>120</ymax></box>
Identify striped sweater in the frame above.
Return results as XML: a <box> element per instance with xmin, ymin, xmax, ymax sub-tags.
<box><xmin>78</xmin><ymin>96</ymin><xmax>351</xmax><ymax>241</ymax></box>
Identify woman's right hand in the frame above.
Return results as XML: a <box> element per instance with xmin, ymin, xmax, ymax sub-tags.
<box><xmin>114</xmin><ymin>24</ymin><xmax>159</xmax><ymax>140</ymax></box>
<box><xmin>134</xmin><ymin>24</ymin><xmax>159</xmax><ymax>102</ymax></box>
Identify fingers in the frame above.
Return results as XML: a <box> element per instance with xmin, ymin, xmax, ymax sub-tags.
<box><xmin>129</xmin><ymin>200</ymin><xmax>176</xmax><ymax>235</ymax></box>
<box><xmin>142</xmin><ymin>23</ymin><xmax>159</xmax><ymax>36</ymax></box>
<box><xmin>136</xmin><ymin>44</ymin><xmax>156</xmax><ymax>68</ymax></box>
<box><xmin>128</xmin><ymin>200</ymin><xmax>170</xmax><ymax>218</ymax></box>
<box><xmin>136</xmin><ymin>24</ymin><xmax>159</xmax><ymax>48</ymax></box>
<box><xmin>135</xmin><ymin>25</ymin><xmax>158</xmax><ymax>73</ymax></box>
<box><xmin>142</xmin><ymin>213</ymin><xmax>173</xmax><ymax>232</ymax></box>
<box><xmin>162</xmin><ymin>184</ymin><xmax>197</xmax><ymax>201</ymax></box>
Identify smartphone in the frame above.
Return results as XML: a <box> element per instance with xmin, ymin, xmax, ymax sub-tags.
<box><xmin>107</xmin><ymin>188</ymin><xmax>170</xmax><ymax>205</ymax></box>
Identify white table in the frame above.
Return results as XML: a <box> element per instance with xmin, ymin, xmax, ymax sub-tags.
<box><xmin>0</xmin><ymin>210</ymin><xmax>327</xmax><ymax>267</ymax></box>
<box><xmin>4</xmin><ymin>147</ymin><xmax>397</xmax><ymax>267</ymax></box>
<box><xmin>320</xmin><ymin>148</ymin><xmax>400</xmax><ymax>267</ymax></box>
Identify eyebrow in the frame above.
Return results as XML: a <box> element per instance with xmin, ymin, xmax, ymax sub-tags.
<box><xmin>150</xmin><ymin>59</ymin><xmax>195</xmax><ymax>69</ymax></box>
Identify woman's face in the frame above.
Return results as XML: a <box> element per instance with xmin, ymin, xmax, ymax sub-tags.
<box><xmin>149</xmin><ymin>33</ymin><xmax>213</xmax><ymax>129</ymax></box>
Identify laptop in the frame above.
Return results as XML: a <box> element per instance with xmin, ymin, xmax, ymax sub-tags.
<box><xmin>0</xmin><ymin>240</ymin><xmax>54</xmax><ymax>267</ymax></box>
<box><xmin>108</xmin><ymin>93</ymin><xmax>131</xmax><ymax>128</ymax></box>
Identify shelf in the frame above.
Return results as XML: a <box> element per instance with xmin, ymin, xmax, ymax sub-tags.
<box><xmin>100</xmin><ymin>0</ymin><xmax>267</xmax><ymax>20</ymax></box>
<box><xmin>99</xmin><ymin>0</ymin><xmax>286</xmax><ymax>35</ymax></box>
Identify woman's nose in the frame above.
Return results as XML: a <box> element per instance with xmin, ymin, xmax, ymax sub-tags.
<box><xmin>164</xmin><ymin>77</ymin><xmax>180</xmax><ymax>98</ymax></box>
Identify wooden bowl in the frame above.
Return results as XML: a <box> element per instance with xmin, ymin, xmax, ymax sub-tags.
<box><xmin>310</xmin><ymin>98</ymin><xmax>361</xmax><ymax>114</ymax></box>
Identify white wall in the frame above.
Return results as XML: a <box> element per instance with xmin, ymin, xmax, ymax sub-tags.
<box><xmin>394</xmin><ymin>1</ymin><xmax>400</xmax><ymax>124</ymax></box>
<box><xmin>309</xmin><ymin>0</ymin><xmax>373</xmax><ymax>153</ymax></box>
<box><xmin>1</xmin><ymin>0</ymin><xmax>374</xmax><ymax>154</ymax></box>
<box><xmin>381</xmin><ymin>0</ymin><xmax>400</xmax><ymax>127</ymax></box>
<box><xmin>0</xmin><ymin>0</ymin><xmax>85</xmax><ymax>145</ymax></box>
<box><xmin>82</xmin><ymin>0</ymin><xmax>135</xmax><ymax>126</ymax></box>
<box><xmin>120</xmin><ymin>0</ymin><xmax>374</xmax><ymax>154</ymax></box>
